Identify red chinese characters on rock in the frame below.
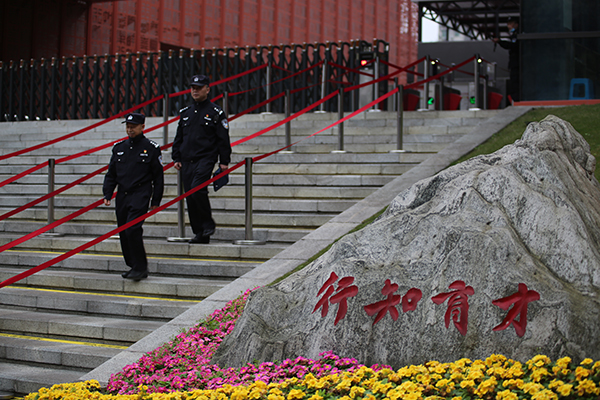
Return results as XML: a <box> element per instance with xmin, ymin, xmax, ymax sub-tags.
<box><xmin>431</xmin><ymin>280</ymin><xmax>474</xmax><ymax>336</ymax></box>
<box><xmin>492</xmin><ymin>283</ymin><xmax>540</xmax><ymax>337</ymax></box>
<box><xmin>312</xmin><ymin>271</ymin><xmax>359</xmax><ymax>325</ymax></box>
<box><xmin>313</xmin><ymin>273</ymin><xmax>540</xmax><ymax>337</ymax></box>
<box><xmin>364</xmin><ymin>280</ymin><xmax>422</xmax><ymax>325</ymax></box>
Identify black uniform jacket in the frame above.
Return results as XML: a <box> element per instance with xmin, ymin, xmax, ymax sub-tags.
<box><xmin>172</xmin><ymin>99</ymin><xmax>231</xmax><ymax>165</ymax></box>
<box><xmin>103</xmin><ymin>134</ymin><xmax>164</xmax><ymax>207</ymax></box>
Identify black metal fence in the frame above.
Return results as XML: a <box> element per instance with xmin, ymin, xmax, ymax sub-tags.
<box><xmin>0</xmin><ymin>39</ymin><xmax>389</xmax><ymax>122</ymax></box>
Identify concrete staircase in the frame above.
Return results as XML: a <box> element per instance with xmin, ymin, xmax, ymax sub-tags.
<box><xmin>0</xmin><ymin>109</ymin><xmax>500</xmax><ymax>395</ymax></box>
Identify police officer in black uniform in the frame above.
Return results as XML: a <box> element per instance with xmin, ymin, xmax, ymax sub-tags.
<box><xmin>493</xmin><ymin>16</ymin><xmax>520</xmax><ymax>102</ymax></box>
<box><xmin>173</xmin><ymin>75</ymin><xmax>231</xmax><ymax>244</ymax></box>
<box><xmin>103</xmin><ymin>112</ymin><xmax>164</xmax><ymax>281</ymax></box>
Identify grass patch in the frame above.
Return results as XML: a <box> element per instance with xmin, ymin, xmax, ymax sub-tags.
<box><xmin>453</xmin><ymin>103</ymin><xmax>600</xmax><ymax>180</ymax></box>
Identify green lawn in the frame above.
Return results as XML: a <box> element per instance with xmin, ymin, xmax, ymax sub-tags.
<box><xmin>453</xmin><ymin>103</ymin><xmax>600</xmax><ymax>180</ymax></box>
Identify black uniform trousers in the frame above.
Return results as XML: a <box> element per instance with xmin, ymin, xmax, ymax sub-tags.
<box><xmin>115</xmin><ymin>185</ymin><xmax>151</xmax><ymax>272</ymax></box>
<box><xmin>181</xmin><ymin>158</ymin><xmax>216</xmax><ymax>236</ymax></box>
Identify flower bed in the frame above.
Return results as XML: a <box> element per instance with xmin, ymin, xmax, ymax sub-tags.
<box><xmin>24</xmin><ymin>290</ymin><xmax>600</xmax><ymax>400</ymax></box>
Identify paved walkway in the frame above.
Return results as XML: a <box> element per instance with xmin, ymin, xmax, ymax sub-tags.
<box><xmin>82</xmin><ymin>106</ymin><xmax>532</xmax><ymax>385</ymax></box>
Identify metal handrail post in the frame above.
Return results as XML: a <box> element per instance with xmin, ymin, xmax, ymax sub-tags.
<box><xmin>439</xmin><ymin>75</ymin><xmax>444</xmax><ymax>111</ymax></box>
<box><xmin>162</xmin><ymin>92</ymin><xmax>169</xmax><ymax>147</ymax></box>
<box><xmin>423</xmin><ymin>55</ymin><xmax>430</xmax><ymax>110</ymax></box>
<box><xmin>317</xmin><ymin>60</ymin><xmax>327</xmax><ymax>112</ymax></box>
<box><xmin>472</xmin><ymin>55</ymin><xmax>481</xmax><ymax>109</ymax></box>
<box><xmin>332</xmin><ymin>88</ymin><xmax>346</xmax><ymax>153</ymax></box>
<box><xmin>265</xmin><ymin>61</ymin><xmax>272</xmax><ymax>113</ymax></box>
<box><xmin>47</xmin><ymin>158</ymin><xmax>55</xmax><ymax>228</ymax></box>
<box><xmin>42</xmin><ymin>158</ymin><xmax>62</xmax><ymax>236</ymax></box>
<box><xmin>234</xmin><ymin>157</ymin><xmax>265</xmax><ymax>245</ymax></box>
<box><xmin>369</xmin><ymin>54</ymin><xmax>381</xmax><ymax>112</ymax></box>
<box><xmin>483</xmin><ymin>76</ymin><xmax>488</xmax><ymax>110</ymax></box>
<box><xmin>167</xmin><ymin>169</ymin><xmax>191</xmax><ymax>242</ymax></box>
<box><xmin>283</xmin><ymin>89</ymin><xmax>294</xmax><ymax>152</ymax></box>
<box><xmin>391</xmin><ymin>85</ymin><xmax>406</xmax><ymax>153</ymax></box>
<box><xmin>223</xmin><ymin>91</ymin><xmax>229</xmax><ymax>116</ymax></box>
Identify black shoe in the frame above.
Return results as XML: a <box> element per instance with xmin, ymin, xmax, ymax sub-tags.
<box><xmin>121</xmin><ymin>270</ymin><xmax>131</xmax><ymax>278</ymax></box>
<box><xmin>202</xmin><ymin>227</ymin><xmax>215</xmax><ymax>237</ymax></box>
<box><xmin>125</xmin><ymin>270</ymin><xmax>148</xmax><ymax>281</ymax></box>
<box><xmin>189</xmin><ymin>235</ymin><xmax>210</xmax><ymax>244</ymax></box>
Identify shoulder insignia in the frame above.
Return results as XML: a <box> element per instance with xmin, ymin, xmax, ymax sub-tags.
<box><xmin>114</xmin><ymin>139</ymin><xmax>127</xmax><ymax>146</ymax></box>
<box><xmin>179</xmin><ymin>106</ymin><xmax>190</xmax><ymax>113</ymax></box>
<box><xmin>149</xmin><ymin>140</ymin><xmax>160</xmax><ymax>148</ymax></box>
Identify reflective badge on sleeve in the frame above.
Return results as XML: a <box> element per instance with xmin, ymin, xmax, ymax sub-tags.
<box><xmin>222</xmin><ymin>119</ymin><xmax>229</xmax><ymax>129</ymax></box>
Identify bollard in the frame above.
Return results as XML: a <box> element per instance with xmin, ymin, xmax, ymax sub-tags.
<box><xmin>167</xmin><ymin>169</ymin><xmax>191</xmax><ymax>242</ymax></box>
<box><xmin>163</xmin><ymin>92</ymin><xmax>169</xmax><ymax>147</ymax></box>
<box><xmin>332</xmin><ymin>88</ymin><xmax>346</xmax><ymax>153</ymax></box>
<box><xmin>234</xmin><ymin>158</ymin><xmax>265</xmax><ymax>245</ymax></box>
<box><xmin>391</xmin><ymin>85</ymin><xmax>406</xmax><ymax>153</ymax></box>
<box><xmin>42</xmin><ymin>158</ymin><xmax>62</xmax><ymax>236</ymax></box>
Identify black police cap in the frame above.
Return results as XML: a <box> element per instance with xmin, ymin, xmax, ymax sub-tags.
<box><xmin>122</xmin><ymin>112</ymin><xmax>145</xmax><ymax>125</ymax></box>
<box><xmin>190</xmin><ymin>75</ymin><xmax>210</xmax><ymax>87</ymax></box>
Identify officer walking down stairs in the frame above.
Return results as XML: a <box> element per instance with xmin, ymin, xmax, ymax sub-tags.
<box><xmin>103</xmin><ymin>113</ymin><xmax>164</xmax><ymax>281</ymax></box>
<box><xmin>173</xmin><ymin>75</ymin><xmax>232</xmax><ymax>244</ymax></box>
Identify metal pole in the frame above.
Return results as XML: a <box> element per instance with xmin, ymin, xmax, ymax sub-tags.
<box><xmin>423</xmin><ymin>55</ymin><xmax>430</xmax><ymax>110</ymax></box>
<box><xmin>234</xmin><ymin>157</ymin><xmax>265</xmax><ymax>245</ymax></box>
<box><xmin>439</xmin><ymin>75</ymin><xmax>444</xmax><ymax>111</ymax></box>
<box><xmin>332</xmin><ymin>88</ymin><xmax>346</xmax><ymax>153</ymax></box>
<box><xmin>223</xmin><ymin>91</ymin><xmax>229</xmax><ymax>116</ymax></box>
<box><xmin>369</xmin><ymin>54</ymin><xmax>381</xmax><ymax>112</ymax></box>
<box><xmin>282</xmin><ymin>89</ymin><xmax>293</xmax><ymax>152</ymax></box>
<box><xmin>163</xmin><ymin>92</ymin><xmax>169</xmax><ymax>147</ymax></box>
<box><xmin>167</xmin><ymin>169</ymin><xmax>191</xmax><ymax>242</ymax></box>
<box><xmin>317</xmin><ymin>61</ymin><xmax>327</xmax><ymax>112</ymax></box>
<box><xmin>391</xmin><ymin>85</ymin><xmax>406</xmax><ymax>153</ymax></box>
<box><xmin>265</xmin><ymin>62</ymin><xmax>272</xmax><ymax>113</ymax></box>
<box><xmin>483</xmin><ymin>75</ymin><xmax>488</xmax><ymax>110</ymax></box>
<box><xmin>47</xmin><ymin>158</ymin><xmax>55</xmax><ymax>227</ymax></box>
<box><xmin>42</xmin><ymin>158</ymin><xmax>62</xmax><ymax>236</ymax></box>
<box><xmin>472</xmin><ymin>54</ymin><xmax>480</xmax><ymax>109</ymax></box>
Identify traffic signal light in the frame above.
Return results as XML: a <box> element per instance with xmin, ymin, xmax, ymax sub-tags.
<box><xmin>427</xmin><ymin>97</ymin><xmax>435</xmax><ymax>105</ymax></box>
<box><xmin>359</xmin><ymin>51</ymin><xmax>374</xmax><ymax>67</ymax></box>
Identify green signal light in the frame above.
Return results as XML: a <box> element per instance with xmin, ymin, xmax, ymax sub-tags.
<box><xmin>469</xmin><ymin>96</ymin><xmax>476</xmax><ymax>104</ymax></box>
<box><xmin>427</xmin><ymin>97</ymin><xmax>434</xmax><ymax>105</ymax></box>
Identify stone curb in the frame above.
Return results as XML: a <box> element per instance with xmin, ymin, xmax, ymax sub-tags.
<box><xmin>81</xmin><ymin>106</ymin><xmax>532</xmax><ymax>385</ymax></box>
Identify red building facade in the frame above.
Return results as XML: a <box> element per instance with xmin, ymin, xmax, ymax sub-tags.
<box><xmin>1</xmin><ymin>0</ymin><xmax>418</xmax><ymax>72</ymax></box>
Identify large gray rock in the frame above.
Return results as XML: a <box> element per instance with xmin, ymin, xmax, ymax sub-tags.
<box><xmin>213</xmin><ymin>115</ymin><xmax>600</xmax><ymax>368</ymax></box>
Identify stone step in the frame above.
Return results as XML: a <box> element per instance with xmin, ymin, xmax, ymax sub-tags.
<box><xmin>0</xmin><ymin>208</ymin><xmax>336</xmax><ymax>230</ymax></box>
<box><xmin>0</xmin><ymin>308</ymin><xmax>163</xmax><ymax>344</ymax></box>
<box><xmin>0</xmin><ymin>361</ymin><xmax>86</xmax><ymax>395</ymax></box>
<box><xmin>1</xmin><ymin>234</ymin><xmax>287</xmax><ymax>260</ymax></box>
<box><xmin>0</xmin><ymin>286</ymin><xmax>195</xmax><ymax>320</ymax></box>
<box><xmin>1</xmin><ymin>250</ymin><xmax>260</xmax><ymax>279</ymax></box>
<box><xmin>0</xmin><ymin>334</ymin><xmax>121</xmax><ymax>370</ymax></box>
<box><xmin>0</xmin><ymin>196</ymin><xmax>353</xmax><ymax>215</ymax></box>
<box><xmin>0</xmin><ymin>267</ymin><xmax>233</xmax><ymax>299</ymax></box>
<box><xmin>0</xmin><ymin>183</ymin><xmax>378</xmax><ymax>199</ymax></box>
<box><xmin>0</xmin><ymin>171</ymin><xmax>398</xmax><ymax>187</ymax></box>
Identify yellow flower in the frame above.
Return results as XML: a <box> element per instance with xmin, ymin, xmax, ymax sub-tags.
<box><xmin>555</xmin><ymin>357</ymin><xmax>571</xmax><ymax>370</ymax></box>
<box><xmin>557</xmin><ymin>384</ymin><xmax>573</xmax><ymax>397</ymax></box>
<box><xmin>576</xmin><ymin>379</ymin><xmax>600</xmax><ymax>396</ymax></box>
<box><xmin>460</xmin><ymin>380</ymin><xmax>476</xmax><ymax>389</ymax></box>
<box><xmin>269</xmin><ymin>388</ymin><xmax>284</xmax><ymax>396</ymax></box>
<box><xmin>531</xmin><ymin>389</ymin><xmax>558</xmax><ymax>400</ymax></box>
<box><xmin>496</xmin><ymin>389</ymin><xmax>519</xmax><ymax>400</ymax></box>
<box><xmin>580</xmin><ymin>358</ymin><xmax>593</xmax><ymax>366</ymax></box>
<box><xmin>287</xmin><ymin>389</ymin><xmax>305</xmax><ymax>400</ymax></box>
<box><xmin>349</xmin><ymin>386</ymin><xmax>366</xmax><ymax>399</ymax></box>
<box><xmin>523</xmin><ymin>382</ymin><xmax>544</xmax><ymax>395</ymax></box>
<box><xmin>575</xmin><ymin>366</ymin><xmax>591</xmax><ymax>379</ymax></box>
<box><xmin>307</xmin><ymin>395</ymin><xmax>323</xmax><ymax>400</ymax></box>
<box><xmin>268</xmin><ymin>394</ymin><xmax>285</xmax><ymax>400</ymax></box>
<box><xmin>475</xmin><ymin>377</ymin><xmax>498</xmax><ymax>396</ymax></box>
<box><xmin>531</xmin><ymin>367</ymin><xmax>549</xmax><ymax>382</ymax></box>
<box><xmin>528</xmin><ymin>355</ymin><xmax>552</xmax><ymax>369</ymax></box>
